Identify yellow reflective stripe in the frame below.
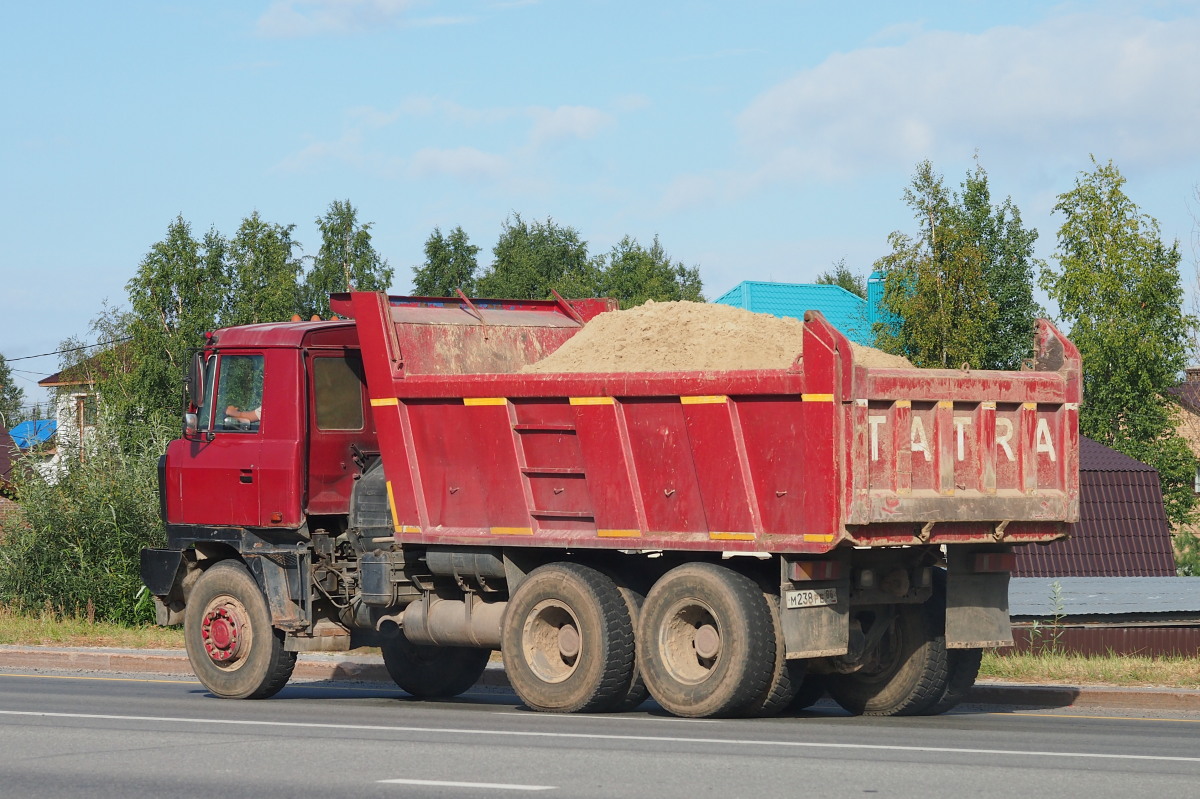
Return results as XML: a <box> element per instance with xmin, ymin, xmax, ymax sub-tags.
<box><xmin>681</xmin><ymin>395</ymin><xmax>728</xmax><ymax>405</ymax></box>
<box><xmin>937</xmin><ymin>400</ymin><xmax>953</xmax><ymax>409</ymax></box>
<box><xmin>386</xmin><ymin>481</ymin><xmax>401</xmax><ymax>531</ymax></box>
<box><xmin>490</xmin><ymin>527</ymin><xmax>534</xmax><ymax>536</ymax></box>
<box><xmin>464</xmin><ymin>397</ymin><xmax>508</xmax><ymax>406</ymax></box>
<box><xmin>598</xmin><ymin>529</ymin><xmax>642</xmax><ymax>538</ymax></box>
<box><xmin>895</xmin><ymin>400</ymin><xmax>912</xmax><ymax>408</ymax></box>
<box><xmin>397</xmin><ymin>525</ymin><xmax>421</xmax><ymax>534</ymax></box>
<box><xmin>709</xmin><ymin>531</ymin><xmax>756</xmax><ymax>541</ymax></box>
<box><xmin>804</xmin><ymin>534</ymin><xmax>836</xmax><ymax>543</ymax></box>
<box><xmin>371</xmin><ymin>397</ymin><xmax>398</xmax><ymax>407</ymax></box>
<box><xmin>801</xmin><ymin>394</ymin><xmax>834</xmax><ymax>402</ymax></box>
<box><xmin>569</xmin><ymin>397</ymin><xmax>615</xmax><ymax>406</ymax></box>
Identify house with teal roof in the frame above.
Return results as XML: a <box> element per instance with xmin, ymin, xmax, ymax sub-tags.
<box><xmin>713</xmin><ymin>281</ymin><xmax>873</xmax><ymax>345</ymax></box>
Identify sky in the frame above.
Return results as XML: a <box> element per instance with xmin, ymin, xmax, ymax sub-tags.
<box><xmin>3</xmin><ymin>0</ymin><xmax>1200</xmax><ymax>412</ymax></box>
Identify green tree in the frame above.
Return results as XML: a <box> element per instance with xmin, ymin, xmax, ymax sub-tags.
<box><xmin>412</xmin><ymin>225</ymin><xmax>481</xmax><ymax>296</ymax></box>
<box><xmin>476</xmin><ymin>214</ymin><xmax>595</xmax><ymax>299</ymax></box>
<box><xmin>1041</xmin><ymin>158</ymin><xmax>1197</xmax><ymax>542</ymax></box>
<box><xmin>109</xmin><ymin>218</ymin><xmax>227</xmax><ymax>422</ymax></box>
<box><xmin>301</xmin><ymin>200</ymin><xmax>394</xmax><ymax>318</ymax></box>
<box><xmin>594</xmin><ymin>235</ymin><xmax>704</xmax><ymax>308</ymax></box>
<box><xmin>958</xmin><ymin>162</ymin><xmax>1042</xmax><ymax>370</ymax></box>
<box><xmin>0</xmin><ymin>353</ymin><xmax>23</xmax><ymax>428</ymax></box>
<box><xmin>874</xmin><ymin>161</ymin><xmax>995</xmax><ymax>368</ymax></box>
<box><xmin>225</xmin><ymin>211</ymin><xmax>301</xmax><ymax>326</ymax></box>
<box><xmin>815</xmin><ymin>259</ymin><xmax>866</xmax><ymax>298</ymax></box>
<box><xmin>874</xmin><ymin>160</ymin><xmax>1040</xmax><ymax>370</ymax></box>
<box><xmin>0</xmin><ymin>408</ymin><xmax>173</xmax><ymax>623</ymax></box>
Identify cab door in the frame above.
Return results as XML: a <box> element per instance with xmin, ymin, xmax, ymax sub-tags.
<box><xmin>169</xmin><ymin>352</ymin><xmax>264</xmax><ymax>526</ymax></box>
<box><xmin>304</xmin><ymin>350</ymin><xmax>375</xmax><ymax>516</ymax></box>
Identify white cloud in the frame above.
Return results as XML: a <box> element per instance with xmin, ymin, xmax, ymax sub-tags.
<box><xmin>735</xmin><ymin>12</ymin><xmax>1200</xmax><ymax>185</ymax></box>
<box><xmin>658</xmin><ymin>174</ymin><xmax>721</xmax><ymax>214</ymax></box>
<box><xmin>276</xmin><ymin>100</ymin><xmax>615</xmax><ymax>186</ymax></box>
<box><xmin>409</xmin><ymin>146</ymin><xmax>510</xmax><ymax>181</ymax></box>
<box><xmin>528</xmin><ymin>105</ymin><xmax>614</xmax><ymax>147</ymax></box>
<box><xmin>256</xmin><ymin>0</ymin><xmax>470</xmax><ymax>37</ymax></box>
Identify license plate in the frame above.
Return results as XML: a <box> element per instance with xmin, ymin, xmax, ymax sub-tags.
<box><xmin>785</xmin><ymin>587</ymin><xmax>839</xmax><ymax>609</ymax></box>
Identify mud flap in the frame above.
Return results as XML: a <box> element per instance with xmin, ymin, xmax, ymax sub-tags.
<box><xmin>245</xmin><ymin>549</ymin><xmax>312</xmax><ymax>632</ymax></box>
<box><xmin>945</xmin><ymin>550</ymin><xmax>1012</xmax><ymax>648</ymax></box>
<box><xmin>779</xmin><ymin>578</ymin><xmax>851</xmax><ymax>658</ymax></box>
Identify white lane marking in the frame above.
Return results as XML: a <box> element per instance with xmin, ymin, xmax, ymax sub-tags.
<box><xmin>2</xmin><ymin>710</ymin><xmax>1198</xmax><ymax>764</ymax></box>
<box><xmin>378</xmin><ymin>778</ymin><xmax>553</xmax><ymax>791</ymax></box>
<box><xmin>496</xmin><ymin>712</ymin><xmax>719</xmax><ymax>724</ymax></box>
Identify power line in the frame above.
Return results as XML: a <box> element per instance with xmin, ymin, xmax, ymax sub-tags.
<box><xmin>3</xmin><ymin>336</ymin><xmax>132</xmax><ymax>363</ymax></box>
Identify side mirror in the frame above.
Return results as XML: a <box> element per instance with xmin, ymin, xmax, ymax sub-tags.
<box><xmin>184</xmin><ymin>412</ymin><xmax>199</xmax><ymax>438</ymax></box>
<box><xmin>187</xmin><ymin>353</ymin><xmax>206</xmax><ymax>408</ymax></box>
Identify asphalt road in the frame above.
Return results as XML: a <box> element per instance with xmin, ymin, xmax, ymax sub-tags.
<box><xmin>2</xmin><ymin>670</ymin><xmax>1199</xmax><ymax>799</ymax></box>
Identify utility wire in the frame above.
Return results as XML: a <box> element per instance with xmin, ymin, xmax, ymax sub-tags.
<box><xmin>3</xmin><ymin>336</ymin><xmax>133</xmax><ymax>363</ymax></box>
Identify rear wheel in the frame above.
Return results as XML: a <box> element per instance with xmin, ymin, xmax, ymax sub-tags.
<box><xmin>501</xmin><ymin>563</ymin><xmax>636</xmax><ymax>713</ymax></box>
<box><xmin>824</xmin><ymin>604</ymin><xmax>947</xmax><ymax>716</ymax></box>
<box><xmin>610</xmin><ymin>585</ymin><xmax>649</xmax><ymax>712</ymax></box>
<box><xmin>183</xmin><ymin>560</ymin><xmax>296</xmax><ymax>699</ymax></box>
<box><xmin>925</xmin><ymin>648</ymin><xmax>982</xmax><ymax>715</ymax></box>
<box><xmin>638</xmin><ymin>563</ymin><xmax>775</xmax><ymax>718</ymax></box>
<box><xmin>380</xmin><ymin>633</ymin><xmax>490</xmax><ymax>698</ymax></box>
<box><xmin>741</xmin><ymin>593</ymin><xmax>803</xmax><ymax>717</ymax></box>
<box><xmin>922</xmin><ymin>569</ymin><xmax>981</xmax><ymax>715</ymax></box>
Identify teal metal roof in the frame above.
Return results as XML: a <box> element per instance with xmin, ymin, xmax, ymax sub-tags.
<box><xmin>712</xmin><ymin>281</ymin><xmax>872</xmax><ymax>345</ymax></box>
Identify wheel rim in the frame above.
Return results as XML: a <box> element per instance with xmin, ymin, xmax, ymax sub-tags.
<box><xmin>521</xmin><ymin>599</ymin><xmax>582</xmax><ymax>684</ymax></box>
<box><xmin>199</xmin><ymin>594</ymin><xmax>253</xmax><ymax>671</ymax></box>
<box><xmin>658</xmin><ymin>598</ymin><xmax>722</xmax><ymax>685</ymax></box>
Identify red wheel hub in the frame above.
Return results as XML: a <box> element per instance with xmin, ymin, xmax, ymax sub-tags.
<box><xmin>201</xmin><ymin>606</ymin><xmax>243</xmax><ymax>663</ymax></box>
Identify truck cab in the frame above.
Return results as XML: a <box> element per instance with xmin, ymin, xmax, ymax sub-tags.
<box><xmin>162</xmin><ymin>321</ymin><xmax>374</xmax><ymax>534</ymax></box>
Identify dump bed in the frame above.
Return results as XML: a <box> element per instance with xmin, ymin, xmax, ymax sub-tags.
<box><xmin>333</xmin><ymin>292</ymin><xmax>1080</xmax><ymax>554</ymax></box>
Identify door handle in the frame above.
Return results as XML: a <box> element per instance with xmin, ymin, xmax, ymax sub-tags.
<box><xmin>240</xmin><ymin>469</ymin><xmax>253</xmax><ymax>484</ymax></box>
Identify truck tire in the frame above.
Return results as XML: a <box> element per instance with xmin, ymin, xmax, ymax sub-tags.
<box><xmin>183</xmin><ymin>560</ymin><xmax>296</xmax><ymax>699</ymax></box>
<box><xmin>923</xmin><ymin>571</ymin><xmax>981</xmax><ymax>715</ymax></box>
<box><xmin>637</xmin><ymin>563</ymin><xmax>775</xmax><ymax>718</ymax></box>
<box><xmin>824</xmin><ymin>604</ymin><xmax>947</xmax><ymax>716</ymax></box>
<box><xmin>740</xmin><ymin>593</ymin><xmax>804</xmax><ymax>717</ymax></box>
<box><xmin>380</xmin><ymin>632</ymin><xmax>491</xmax><ymax>698</ymax></box>
<box><xmin>610</xmin><ymin>585</ymin><xmax>649</xmax><ymax>712</ymax></box>
<box><xmin>925</xmin><ymin>647</ymin><xmax>983</xmax><ymax>715</ymax></box>
<box><xmin>501</xmin><ymin>563</ymin><xmax>637</xmax><ymax>713</ymax></box>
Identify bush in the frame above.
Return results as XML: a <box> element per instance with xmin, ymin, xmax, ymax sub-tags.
<box><xmin>0</xmin><ymin>410</ymin><xmax>174</xmax><ymax>624</ymax></box>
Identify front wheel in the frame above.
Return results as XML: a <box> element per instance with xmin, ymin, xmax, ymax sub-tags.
<box><xmin>380</xmin><ymin>633</ymin><xmax>490</xmax><ymax>698</ymax></box>
<box><xmin>183</xmin><ymin>560</ymin><xmax>296</xmax><ymax>699</ymax></box>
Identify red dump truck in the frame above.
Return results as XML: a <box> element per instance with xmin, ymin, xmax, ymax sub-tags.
<box><xmin>141</xmin><ymin>291</ymin><xmax>1080</xmax><ymax>718</ymax></box>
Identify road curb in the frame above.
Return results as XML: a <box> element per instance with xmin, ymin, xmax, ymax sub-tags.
<box><xmin>2</xmin><ymin>645</ymin><xmax>1197</xmax><ymax>710</ymax></box>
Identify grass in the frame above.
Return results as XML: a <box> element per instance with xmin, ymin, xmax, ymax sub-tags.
<box><xmin>979</xmin><ymin>650</ymin><xmax>1200</xmax><ymax>689</ymax></box>
<box><xmin>0</xmin><ymin>606</ymin><xmax>183</xmax><ymax>649</ymax></box>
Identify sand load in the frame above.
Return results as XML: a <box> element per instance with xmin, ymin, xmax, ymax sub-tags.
<box><xmin>521</xmin><ymin>300</ymin><xmax>912</xmax><ymax>373</ymax></box>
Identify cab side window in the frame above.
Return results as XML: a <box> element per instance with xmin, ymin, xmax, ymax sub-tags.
<box><xmin>313</xmin><ymin>356</ymin><xmax>365</xmax><ymax>431</ymax></box>
<box><xmin>215</xmin><ymin>354</ymin><xmax>265</xmax><ymax>433</ymax></box>
<box><xmin>195</xmin><ymin>354</ymin><xmax>218</xmax><ymax>432</ymax></box>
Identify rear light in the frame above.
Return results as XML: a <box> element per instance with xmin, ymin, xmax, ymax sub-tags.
<box><xmin>972</xmin><ymin>553</ymin><xmax>1015</xmax><ymax>573</ymax></box>
<box><xmin>788</xmin><ymin>560</ymin><xmax>843</xmax><ymax>581</ymax></box>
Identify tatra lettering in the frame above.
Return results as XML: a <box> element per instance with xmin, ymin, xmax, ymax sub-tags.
<box><xmin>865</xmin><ymin>413</ymin><xmax>1054</xmax><ymax>464</ymax></box>
<box><xmin>909</xmin><ymin>417</ymin><xmax>931</xmax><ymax>461</ymax></box>
<box><xmin>1035</xmin><ymin>418</ymin><xmax>1057</xmax><ymax>462</ymax></box>
<box><xmin>954</xmin><ymin>416</ymin><xmax>972</xmax><ymax>461</ymax></box>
